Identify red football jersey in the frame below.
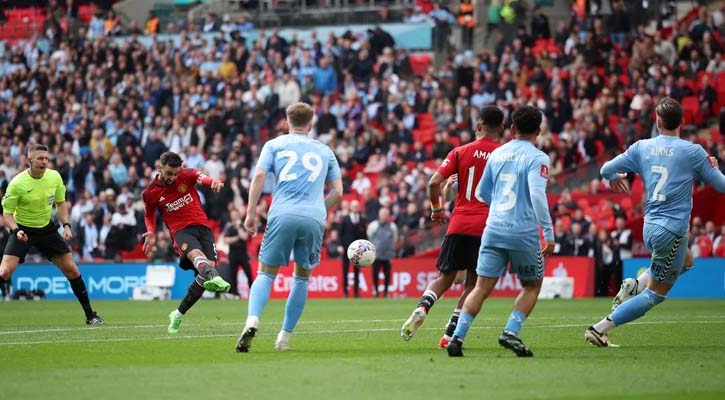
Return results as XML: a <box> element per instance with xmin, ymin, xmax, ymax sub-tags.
<box><xmin>142</xmin><ymin>168</ymin><xmax>212</xmax><ymax>239</ymax></box>
<box><xmin>436</xmin><ymin>137</ymin><xmax>501</xmax><ymax>236</ymax></box>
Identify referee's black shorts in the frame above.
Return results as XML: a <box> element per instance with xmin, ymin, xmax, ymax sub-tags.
<box><xmin>436</xmin><ymin>234</ymin><xmax>481</xmax><ymax>272</ymax></box>
<box><xmin>3</xmin><ymin>222</ymin><xmax>71</xmax><ymax>264</ymax></box>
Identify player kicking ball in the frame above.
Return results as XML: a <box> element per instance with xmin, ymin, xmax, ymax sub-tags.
<box><xmin>236</xmin><ymin>102</ymin><xmax>342</xmax><ymax>352</ymax></box>
<box><xmin>401</xmin><ymin>106</ymin><xmax>503</xmax><ymax>348</ymax></box>
<box><xmin>585</xmin><ymin>97</ymin><xmax>725</xmax><ymax>347</ymax></box>
<box><xmin>447</xmin><ymin>106</ymin><xmax>556</xmax><ymax>358</ymax></box>
<box><xmin>142</xmin><ymin>151</ymin><xmax>231</xmax><ymax>334</ymax></box>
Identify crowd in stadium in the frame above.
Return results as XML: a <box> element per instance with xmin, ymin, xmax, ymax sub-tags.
<box><xmin>1</xmin><ymin>0</ymin><xmax>725</xmax><ymax>278</ymax></box>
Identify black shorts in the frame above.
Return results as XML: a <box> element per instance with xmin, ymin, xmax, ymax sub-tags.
<box><xmin>174</xmin><ymin>225</ymin><xmax>218</xmax><ymax>272</ymax></box>
<box><xmin>3</xmin><ymin>223</ymin><xmax>71</xmax><ymax>264</ymax></box>
<box><xmin>436</xmin><ymin>234</ymin><xmax>481</xmax><ymax>272</ymax></box>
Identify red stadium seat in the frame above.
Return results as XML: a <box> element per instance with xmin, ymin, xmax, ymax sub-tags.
<box><xmin>408</xmin><ymin>54</ymin><xmax>431</xmax><ymax>76</ymax></box>
<box><xmin>710</xmin><ymin>128</ymin><xmax>723</xmax><ymax>144</ymax></box>
<box><xmin>681</xmin><ymin>96</ymin><xmax>701</xmax><ymax>126</ymax></box>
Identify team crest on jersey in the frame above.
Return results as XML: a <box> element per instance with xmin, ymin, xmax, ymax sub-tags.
<box><xmin>540</xmin><ymin>164</ymin><xmax>549</xmax><ymax>179</ymax></box>
<box><xmin>181</xmin><ymin>243</ymin><xmax>188</xmax><ymax>251</ymax></box>
<box><xmin>178</xmin><ymin>184</ymin><xmax>187</xmax><ymax>193</ymax></box>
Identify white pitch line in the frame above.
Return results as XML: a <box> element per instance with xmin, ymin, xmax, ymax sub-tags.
<box><xmin>0</xmin><ymin>314</ymin><xmax>723</xmax><ymax>336</ymax></box>
<box><xmin>0</xmin><ymin>320</ymin><xmax>724</xmax><ymax>347</ymax></box>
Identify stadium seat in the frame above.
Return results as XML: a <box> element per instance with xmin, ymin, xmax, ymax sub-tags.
<box><xmin>710</xmin><ymin>128</ymin><xmax>723</xmax><ymax>144</ymax></box>
<box><xmin>408</xmin><ymin>54</ymin><xmax>431</xmax><ymax>76</ymax></box>
<box><xmin>681</xmin><ymin>96</ymin><xmax>701</xmax><ymax>126</ymax></box>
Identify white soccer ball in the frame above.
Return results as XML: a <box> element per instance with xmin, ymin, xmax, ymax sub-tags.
<box><xmin>347</xmin><ymin>239</ymin><xmax>376</xmax><ymax>268</ymax></box>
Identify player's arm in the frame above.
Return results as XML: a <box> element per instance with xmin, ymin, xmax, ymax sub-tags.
<box><xmin>430</xmin><ymin>149</ymin><xmax>457</xmax><ymax>223</ymax></box>
<box><xmin>2</xmin><ymin>180</ymin><xmax>27</xmax><ymax>242</ymax></box>
<box><xmin>324</xmin><ymin>149</ymin><xmax>343</xmax><ymax>212</ymax></box>
<box><xmin>194</xmin><ymin>170</ymin><xmax>224</xmax><ymax>192</ymax></box>
<box><xmin>600</xmin><ymin>142</ymin><xmax>639</xmax><ymax>192</ymax></box>
<box><xmin>245</xmin><ymin>143</ymin><xmax>275</xmax><ymax>234</ymax></box>
<box><xmin>141</xmin><ymin>191</ymin><xmax>158</xmax><ymax>256</ymax></box>
<box><xmin>693</xmin><ymin>146</ymin><xmax>725</xmax><ymax>192</ymax></box>
<box><xmin>53</xmin><ymin>177</ymin><xmax>73</xmax><ymax>241</ymax></box>
<box><xmin>529</xmin><ymin>156</ymin><xmax>555</xmax><ymax>256</ymax></box>
<box><xmin>477</xmin><ymin>159</ymin><xmax>493</xmax><ymax>205</ymax></box>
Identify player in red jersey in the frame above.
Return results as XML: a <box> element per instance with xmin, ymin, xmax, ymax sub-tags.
<box><xmin>401</xmin><ymin>105</ymin><xmax>504</xmax><ymax>347</ymax></box>
<box><xmin>141</xmin><ymin>151</ymin><xmax>231</xmax><ymax>334</ymax></box>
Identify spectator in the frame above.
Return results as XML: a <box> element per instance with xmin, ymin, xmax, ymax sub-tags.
<box><xmin>563</xmin><ymin>222</ymin><xmax>593</xmax><ymax>257</ymax></box>
<box><xmin>367</xmin><ymin>207</ymin><xmax>398</xmax><ymax>298</ymax></box>
<box><xmin>223</xmin><ymin>209</ymin><xmax>253</xmax><ymax>297</ymax></box>
<box><xmin>339</xmin><ymin>200</ymin><xmax>367</xmax><ymax>298</ymax></box>
<box><xmin>714</xmin><ymin>226</ymin><xmax>725</xmax><ymax>257</ymax></box>
<box><xmin>144</xmin><ymin>11</ymin><xmax>160</xmax><ymax>35</ymax></box>
<box><xmin>611</xmin><ymin>216</ymin><xmax>632</xmax><ymax>260</ymax></box>
<box><xmin>313</xmin><ymin>56</ymin><xmax>338</xmax><ymax>96</ymax></box>
<box><xmin>531</xmin><ymin>6</ymin><xmax>550</xmax><ymax>40</ymax></box>
<box><xmin>351</xmin><ymin>171</ymin><xmax>372</xmax><ymax>195</ymax></box>
<box><xmin>78</xmin><ymin>212</ymin><xmax>101</xmax><ymax>260</ymax></box>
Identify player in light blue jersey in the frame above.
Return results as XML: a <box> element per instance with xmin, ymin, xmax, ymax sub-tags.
<box><xmin>447</xmin><ymin>106</ymin><xmax>555</xmax><ymax>358</ymax></box>
<box><xmin>236</xmin><ymin>102</ymin><xmax>343</xmax><ymax>353</ymax></box>
<box><xmin>586</xmin><ymin>97</ymin><xmax>725</xmax><ymax>347</ymax></box>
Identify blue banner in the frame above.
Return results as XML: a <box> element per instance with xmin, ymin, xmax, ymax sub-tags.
<box><xmin>12</xmin><ymin>263</ymin><xmax>194</xmax><ymax>300</ymax></box>
<box><xmin>623</xmin><ymin>258</ymin><xmax>725</xmax><ymax>298</ymax></box>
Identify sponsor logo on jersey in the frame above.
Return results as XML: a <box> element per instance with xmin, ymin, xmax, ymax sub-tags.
<box><xmin>164</xmin><ymin>193</ymin><xmax>193</xmax><ymax>212</ymax></box>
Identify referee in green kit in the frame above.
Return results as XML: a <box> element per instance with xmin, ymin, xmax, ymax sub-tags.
<box><xmin>1</xmin><ymin>144</ymin><xmax>103</xmax><ymax>325</ymax></box>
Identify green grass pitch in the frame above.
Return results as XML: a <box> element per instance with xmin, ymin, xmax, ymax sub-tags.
<box><xmin>1</xmin><ymin>298</ymin><xmax>724</xmax><ymax>400</ymax></box>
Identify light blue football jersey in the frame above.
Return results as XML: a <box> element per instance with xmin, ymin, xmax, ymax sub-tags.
<box><xmin>256</xmin><ymin>133</ymin><xmax>341</xmax><ymax>225</ymax></box>
<box><xmin>478</xmin><ymin>139</ymin><xmax>554</xmax><ymax>252</ymax></box>
<box><xmin>600</xmin><ymin>135</ymin><xmax>725</xmax><ymax>236</ymax></box>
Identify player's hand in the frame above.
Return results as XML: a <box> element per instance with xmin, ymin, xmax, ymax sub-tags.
<box><xmin>608</xmin><ymin>173</ymin><xmax>629</xmax><ymax>193</ymax></box>
<box><xmin>708</xmin><ymin>156</ymin><xmax>719</xmax><ymax>169</ymax></box>
<box><xmin>62</xmin><ymin>225</ymin><xmax>73</xmax><ymax>241</ymax></box>
<box><xmin>431</xmin><ymin>209</ymin><xmax>448</xmax><ymax>225</ymax></box>
<box><xmin>211</xmin><ymin>180</ymin><xmax>224</xmax><ymax>192</ymax></box>
<box><xmin>447</xmin><ymin>174</ymin><xmax>458</xmax><ymax>185</ymax></box>
<box><xmin>244</xmin><ymin>214</ymin><xmax>258</xmax><ymax>235</ymax></box>
<box><xmin>541</xmin><ymin>241</ymin><xmax>555</xmax><ymax>257</ymax></box>
<box><xmin>16</xmin><ymin>229</ymin><xmax>28</xmax><ymax>242</ymax></box>
<box><xmin>142</xmin><ymin>232</ymin><xmax>156</xmax><ymax>256</ymax></box>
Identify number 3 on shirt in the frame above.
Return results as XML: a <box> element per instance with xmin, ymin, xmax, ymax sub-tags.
<box><xmin>497</xmin><ymin>173</ymin><xmax>517</xmax><ymax>211</ymax></box>
<box><xmin>651</xmin><ymin>165</ymin><xmax>668</xmax><ymax>201</ymax></box>
<box><xmin>278</xmin><ymin>151</ymin><xmax>323</xmax><ymax>182</ymax></box>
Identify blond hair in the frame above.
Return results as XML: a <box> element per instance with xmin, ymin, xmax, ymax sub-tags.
<box><xmin>286</xmin><ymin>102</ymin><xmax>314</xmax><ymax>131</ymax></box>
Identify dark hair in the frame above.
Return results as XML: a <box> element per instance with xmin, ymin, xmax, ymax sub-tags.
<box><xmin>511</xmin><ymin>105</ymin><xmax>543</xmax><ymax>135</ymax></box>
<box><xmin>655</xmin><ymin>96</ymin><xmax>683</xmax><ymax>130</ymax></box>
<box><xmin>479</xmin><ymin>105</ymin><xmax>504</xmax><ymax>129</ymax></box>
<box><xmin>158</xmin><ymin>151</ymin><xmax>183</xmax><ymax>168</ymax></box>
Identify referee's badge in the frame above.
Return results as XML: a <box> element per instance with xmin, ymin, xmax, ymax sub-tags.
<box><xmin>47</xmin><ymin>195</ymin><xmax>55</xmax><ymax>205</ymax></box>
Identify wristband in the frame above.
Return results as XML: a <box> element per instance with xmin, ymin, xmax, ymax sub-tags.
<box><xmin>431</xmin><ymin>207</ymin><xmax>442</xmax><ymax>213</ymax></box>
<box><xmin>63</xmin><ymin>223</ymin><xmax>71</xmax><ymax>229</ymax></box>
<box><xmin>430</xmin><ymin>201</ymin><xmax>441</xmax><ymax>210</ymax></box>
<box><xmin>12</xmin><ymin>227</ymin><xmax>20</xmax><ymax>235</ymax></box>
<box><xmin>201</xmin><ymin>176</ymin><xmax>214</xmax><ymax>186</ymax></box>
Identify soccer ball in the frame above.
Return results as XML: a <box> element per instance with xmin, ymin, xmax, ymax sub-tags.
<box><xmin>347</xmin><ymin>239</ymin><xmax>376</xmax><ymax>267</ymax></box>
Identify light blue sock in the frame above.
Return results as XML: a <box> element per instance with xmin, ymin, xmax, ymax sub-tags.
<box><xmin>452</xmin><ymin>312</ymin><xmax>475</xmax><ymax>341</ymax></box>
<box><xmin>248</xmin><ymin>271</ymin><xmax>275</xmax><ymax>318</ymax></box>
<box><xmin>610</xmin><ymin>288</ymin><xmax>666</xmax><ymax>326</ymax></box>
<box><xmin>282</xmin><ymin>274</ymin><xmax>310</xmax><ymax>333</ymax></box>
<box><xmin>503</xmin><ymin>309</ymin><xmax>527</xmax><ymax>336</ymax></box>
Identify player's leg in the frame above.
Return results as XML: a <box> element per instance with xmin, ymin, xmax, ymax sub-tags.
<box><xmin>496</xmin><ymin>250</ymin><xmax>543</xmax><ymax>357</ymax></box>
<box><xmin>587</xmin><ymin>225</ymin><xmax>686</xmax><ymax>346</ymax></box>
<box><xmin>39</xmin><ymin>228</ymin><xmax>103</xmax><ymax>325</ymax></box>
<box><xmin>277</xmin><ymin>219</ymin><xmax>324</xmax><ymax>351</ymax></box>
<box><xmin>439</xmin><ymin>268</ymin><xmax>477</xmax><ymax>348</ymax></box>
<box><xmin>371</xmin><ymin>260</ymin><xmax>381</xmax><ymax>297</ymax></box>
<box><xmin>0</xmin><ymin>254</ymin><xmax>21</xmax><ymax>300</ymax></box>
<box><xmin>50</xmin><ymin>252</ymin><xmax>103</xmax><ymax>325</ymax></box>
<box><xmin>353</xmin><ymin>265</ymin><xmax>361</xmax><ymax>298</ymax></box>
<box><xmin>401</xmin><ymin>269</ymin><xmax>457</xmax><ymax>341</ymax></box>
<box><xmin>447</xmin><ymin>246</ymin><xmax>507</xmax><ymax>357</ymax></box>
<box><xmin>184</xmin><ymin>227</ymin><xmax>229</xmax><ymax>292</ymax></box>
<box><xmin>236</xmin><ymin>216</ymin><xmax>291</xmax><ymax>353</ymax></box>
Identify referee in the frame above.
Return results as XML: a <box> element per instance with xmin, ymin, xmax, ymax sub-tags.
<box><xmin>0</xmin><ymin>144</ymin><xmax>103</xmax><ymax>324</ymax></box>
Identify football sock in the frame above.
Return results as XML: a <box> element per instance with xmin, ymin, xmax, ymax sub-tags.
<box><xmin>444</xmin><ymin>308</ymin><xmax>461</xmax><ymax>337</ymax></box>
<box><xmin>592</xmin><ymin>317</ymin><xmax>616</xmax><ymax>334</ymax></box>
<box><xmin>503</xmin><ymin>309</ymin><xmax>527</xmax><ymax>336</ymax></box>
<box><xmin>0</xmin><ymin>276</ymin><xmax>9</xmax><ymax>297</ymax></box>
<box><xmin>69</xmin><ymin>276</ymin><xmax>94</xmax><ymax>319</ymax></box>
<box><xmin>177</xmin><ymin>277</ymin><xmax>205</xmax><ymax>314</ymax></box>
<box><xmin>417</xmin><ymin>290</ymin><xmax>437</xmax><ymax>312</ymax></box>
<box><xmin>282</xmin><ymin>274</ymin><xmax>310</xmax><ymax>333</ymax></box>
<box><xmin>193</xmin><ymin>256</ymin><xmax>218</xmax><ymax>280</ymax></box>
<box><xmin>610</xmin><ymin>288</ymin><xmax>666</xmax><ymax>327</ymax></box>
<box><xmin>452</xmin><ymin>311</ymin><xmax>475</xmax><ymax>341</ymax></box>
<box><xmin>248</xmin><ymin>271</ymin><xmax>275</xmax><ymax>318</ymax></box>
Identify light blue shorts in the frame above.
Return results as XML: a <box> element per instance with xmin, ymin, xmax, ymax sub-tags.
<box><xmin>259</xmin><ymin>215</ymin><xmax>325</xmax><ymax>270</ymax></box>
<box><xmin>476</xmin><ymin>245</ymin><xmax>544</xmax><ymax>281</ymax></box>
<box><xmin>643</xmin><ymin>223</ymin><xmax>687</xmax><ymax>285</ymax></box>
